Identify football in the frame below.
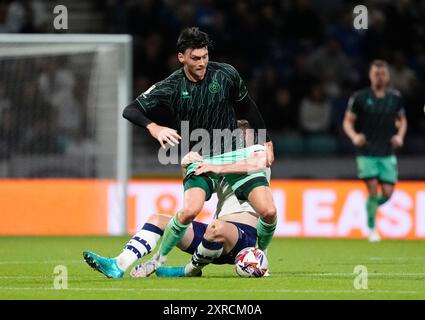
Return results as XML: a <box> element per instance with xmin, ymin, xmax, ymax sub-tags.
<box><xmin>234</xmin><ymin>247</ymin><xmax>269</xmax><ymax>278</ymax></box>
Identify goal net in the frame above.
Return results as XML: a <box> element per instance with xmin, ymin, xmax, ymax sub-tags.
<box><xmin>0</xmin><ymin>34</ymin><xmax>132</xmax><ymax>234</ymax></box>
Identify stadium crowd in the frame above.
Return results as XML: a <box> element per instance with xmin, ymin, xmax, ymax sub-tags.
<box><xmin>0</xmin><ymin>0</ymin><xmax>424</xmax><ymax>157</ymax></box>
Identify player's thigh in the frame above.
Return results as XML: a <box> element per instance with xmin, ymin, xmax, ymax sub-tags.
<box><xmin>356</xmin><ymin>156</ymin><xmax>379</xmax><ymax>181</ymax></box>
<box><xmin>177</xmin><ymin>221</ymin><xmax>207</xmax><ymax>254</ymax></box>
<box><xmin>146</xmin><ymin>214</ymin><xmax>173</xmax><ymax>230</ymax></box>
<box><xmin>183</xmin><ymin>173</ymin><xmax>216</xmax><ymax>202</ymax></box>
<box><xmin>205</xmin><ymin>220</ymin><xmax>240</xmax><ymax>254</ymax></box>
<box><xmin>247</xmin><ymin>186</ymin><xmax>276</xmax><ymax>220</ymax></box>
<box><xmin>179</xmin><ymin>187</ymin><xmax>207</xmax><ymax>224</ymax></box>
<box><xmin>378</xmin><ymin>156</ymin><xmax>398</xmax><ymax>186</ymax></box>
<box><xmin>226</xmin><ymin>171</ymin><xmax>268</xmax><ymax>201</ymax></box>
<box><xmin>184</xmin><ymin>187</ymin><xmax>206</xmax><ymax>211</ymax></box>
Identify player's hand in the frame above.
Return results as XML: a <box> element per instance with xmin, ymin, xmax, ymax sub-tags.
<box><xmin>181</xmin><ymin>151</ymin><xmax>203</xmax><ymax>168</ymax></box>
<box><xmin>265</xmin><ymin>141</ymin><xmax>274</xmax><ymax>167</ymax></box>
<box><xmin>351</xmin><ymin>133</ymin><xmax>366</xmax><ymax>147</ymax></box>
<box><xmin>195</xmin><ymin>163</ymin><xmax>221</xmax><ymax>175</ymax></box>
<box><xmin>391</xmin><ymin>134</ymin><xmax>404</xmax><ymax>148</ymax></box>
<box><xmin>147</xmin><ymin>123</ymin><xmax>181</xmax><ymax>149</ymax></box>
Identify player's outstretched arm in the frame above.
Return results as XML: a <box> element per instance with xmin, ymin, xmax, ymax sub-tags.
<box><xmin>195</xmin><ymin>151</ymin><xmax>266</xmax><ymax>175</ymax></box>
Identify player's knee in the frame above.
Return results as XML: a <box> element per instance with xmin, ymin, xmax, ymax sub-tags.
<box><xmin>147</xmin><ymin>213</ymin><xmax>170</xmax><ymax>230</ymax></box>
<box><xmin>260</xmin><ymin>206</ymin><xmax>277</xmax><ymax>223</ymax></box>
<box><xmin>179</xmin><ymin>207</ymin><xmax>201</xmax><ymax>224</ymax></box>
<box><xmin>366</xmin><ymin>179</ymin><xmax>379</xmax><ymax>196</ymax></box>
<box><xmin>382</xmin><ymin>190</ymin><xmax>393</xmax><ymax>201</ymax></box>
<box><xmin>368</xmin><ymin>190</ymin><xmax>379</xmax><ymax>197</ymax></box>
<box><xmin>147</xmin><ymin>213</ymin><xmax>162</xmax><ymax>226</ymax></box>
<box><xmin>205</xmin><ymin>220</ymin><xmax>225</xmax><ymax>241</ymax></box>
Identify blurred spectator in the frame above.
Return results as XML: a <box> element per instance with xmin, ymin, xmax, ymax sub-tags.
<box><xmin>365</xmin><ymin>7</ymin><xmax>392</xmax><ymax>60</ymax></box>
<box><xmin>0</xmin><ymin>107</ymin><xmax>14</xmax><ymax>158</ymax></box>
<box><xmin>0</xmin><ymin>0</ymin><xmax>424</xmax><ymax>157</ymax></box>
<box><xmin>14</xmin><ymin>80</ymin><xmax>59</xmax><ymax>154</ymax></box>
<box><xmin>20</xmin><ymin>116</ymin><xmax>59</xmax><ymax>154</ymax></box>
<box><xmin>65</xmin><ymin>131</ymin><xmax>96</xmax><ymax>158</ymax></box>
<box><xmin>306</xmin><ymin>38</ymin><xmax>353</xmax><ymax>84</ymax></box>
<box><xmin>299</xmin><ymin>84</ymin><xmax>332</xmax><ymax>134</ymax></box>
<box><xmin>38</xmin><ymin>58</ymin><xmax>82</xmax><ymax>139</ymax></box>
<box><xmin>0</xmin><ymin>0</ymin><xmax>26</xmax><ymax>33</ymax></box>
<box><xmin>273</xmin><ymin>87</ymin><xmax>297</xmax><ymax>132</ymax></box>
<box><xmin>0</xmin><ymin>80</ymin><xmax>11</xmax><ymax>111</ymax></box>
<box><xmin>282</xmin><ymin>0</ymin><xmax>323</xmax><ymax>46</ymax></box>
<box><xmin>389</xmin><ymin>52</ymin><xmax>418</xmax><ymax>98</ymax></box>
<box><xmin>135</xmin><ymin>32</ymin><xmax>168</xmax><ymax>82</ymax></box>
<box><xmin>288</xmin><ymin>55</ymin><xmax>316</xmax><ymax>106</ymax></box>
<box><xmin>28</xmin><ymin>0</ymin><xmax>50</xmax><ymax>32</ymax></box>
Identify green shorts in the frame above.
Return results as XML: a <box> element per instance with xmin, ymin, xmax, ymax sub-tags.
<box><xmin>183</xmin><ymin>146</ymin><xmax>269</xmax><ymax>201</ymax></box>
<box><xmin>356</xmin><ymin>155</ymin><xmax>398</xmax><ymax>184</ymax></box>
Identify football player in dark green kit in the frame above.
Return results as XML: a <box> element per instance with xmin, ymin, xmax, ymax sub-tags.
<box><xmin>121</xmin><ymin>27</ymin><xmax>277</xmax><ymax>275</ymax></box>
<box><xmin>343</xmin><ymin>60</ymin><xmax>407</xmax><ymax>242</ymax></box>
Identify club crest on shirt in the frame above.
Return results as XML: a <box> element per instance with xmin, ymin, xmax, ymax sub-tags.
<box><xmin>366</xmin><ymin>97</ymin><xmax>374</xmax><ymax>106</ymax></box>
<box><xmin>180</xmin><ymin>90</ymin><xmax>191</xmax><ymax>99</ymax></box>
<box><xmin>209</xmin><ymin>80</ymin><xmax>220</xmax><ymax>94</ymax></box>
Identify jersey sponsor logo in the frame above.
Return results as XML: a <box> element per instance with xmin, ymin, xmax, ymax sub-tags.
<box><xmin>209</xmin><ymin>80</ymin><xmax>220</xmax><ymax>94</ymax></box>
<box><xmin>142</xmin><ymin>85</ymin><xmax>156</xmax><ymax>98</ymax></box>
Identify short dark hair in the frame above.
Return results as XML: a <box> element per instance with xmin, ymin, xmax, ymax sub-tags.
<box><xmin>176</xmin><ymin>27</ymin><xmax>212</xmax><ymax>53</ymax></box>
<box><xmin>237</xmin><ymin>119</ymin><xmax>251</xmax><ymax>130</ymax></box>
<box><xmin>369</xmin><ymin>59</ymin><xmax>389</xmax><ymax>70</ymax></box>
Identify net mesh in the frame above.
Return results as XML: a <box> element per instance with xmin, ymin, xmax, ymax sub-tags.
<box><xmin>0</xmin><ymin>43</ymin><xmax>121</xmax><ymax>178</ymax></box>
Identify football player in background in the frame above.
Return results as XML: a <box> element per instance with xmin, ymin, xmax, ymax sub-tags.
<box><xmin>343</xmin><ymin>59</ymin><xmax>407</xmax><ymax>242</ymax></box>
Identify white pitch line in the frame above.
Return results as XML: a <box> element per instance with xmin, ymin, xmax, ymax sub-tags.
<box><xmin>1</xmin><ymin>272</ymin><xmax>424</xmax><ymax>280</ymax></box>
<box><xmin>0</xmin><ymin>287</ymin><xmax>420</xmax><ymax>295</ymax></box>
<box><xmin>369</xmin><ymin>257</ymin><xmax>425</xmax><ymax>260</ymax></box>
<box><xmin>294</xmin><ymin>272</ymin><xmax>425</xmax><ymax>277</ymax></box>
<box><xmin>0</xmin><ymin>260</ymin><xmax>83</xmax><ymax>265</ymax></box>
<box><xmin>0</xmin><ymin>276</ymin><xmax>53</xmax><ymax>279</ymax></box>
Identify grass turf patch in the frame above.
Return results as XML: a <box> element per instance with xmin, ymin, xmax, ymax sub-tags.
<box><xmin>1</xmin><ymin>236</ymin><xmax>424</xmax><ymax>299</ymax></box>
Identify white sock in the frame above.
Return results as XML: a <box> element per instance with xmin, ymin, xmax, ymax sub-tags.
<box><xmin>185</xmin><ymin>238</ymin><xmax>223</xmax><ymax>275</ymax></box>
<box><xmin>115</xmin><ymin>223</ymin><xmax>163</xmax><ymax>271</ymax></box>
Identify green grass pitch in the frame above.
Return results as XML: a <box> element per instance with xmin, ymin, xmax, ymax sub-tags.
<box><xmin>1</xmin><ymin>236</ymin><xmax>424</xmax><ymax>300</ymax></box>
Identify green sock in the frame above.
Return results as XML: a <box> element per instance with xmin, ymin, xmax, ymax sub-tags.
<box><xmin>366</xmin><ymin>196</ymin><xmax>379</xmax><ymax>229</ymax></box>
<box><xmin>159</xmin><ymin>214</ymin><xmax>190</xmax><ymax>257</ymax></box>
<box><xmin>256</xmin><ymin>218</ymin><xmax>277</xmax><ymax>251</ymax></box>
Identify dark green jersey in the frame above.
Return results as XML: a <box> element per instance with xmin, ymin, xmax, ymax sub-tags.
<box><xmin>347</xmin><ymin>87</ymin><xmax>405</xmax><ymax>156</ymax></box>
<box><xmin>135</xmin><ymin>61</ymin><xmax>248</xmax><ymax>156</ymax></box>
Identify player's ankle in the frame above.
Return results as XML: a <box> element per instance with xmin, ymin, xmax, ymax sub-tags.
<box><xmin>158</xmin><ymin>254</ymin><xmax>167</xmax><ymax>265</ymax></box>
<box><xmin>184</xmin><ymin>263</ymin><xmax>201</xmax><ymax>276</ymax></box>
